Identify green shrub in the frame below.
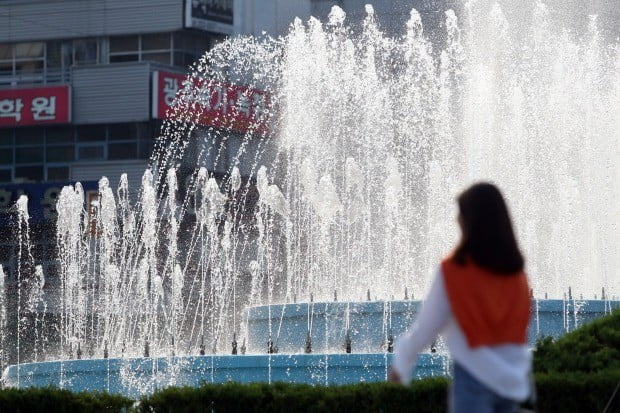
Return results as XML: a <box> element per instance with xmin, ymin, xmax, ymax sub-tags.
<box><xmin>535</xmin><ymin>371</ymin><xmax>620</xmax><ymax>412</ymax></box>
<box><xmin>138</xmin><ymin>372</ymin><xmax>620</xmax><ymax>413</ymax></box>
<box><xmin>0</xmin><ymin>386</ymin><xmax>133</xmax><ymax>412</ymax></box>
<box><xmin>138</xmin><ymin>378</ymin><xmax>449</xmax><ymax>413</ymax></box>
<box><xmin>534</xmin><ymin>308</ymin><xmax>620</xmax><ymax>373</ymax></box>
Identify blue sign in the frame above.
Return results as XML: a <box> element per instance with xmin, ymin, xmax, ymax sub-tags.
<box><xmin>0</xmin><ymin>181</ymin><xmax>98</xmax><ymax>225</ymax></box>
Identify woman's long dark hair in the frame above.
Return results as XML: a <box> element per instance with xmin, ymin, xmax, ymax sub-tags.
<box><xmin>453</xmin><ymin>182</ymin><xmax>524</xmax><ymax>274</ymax></box>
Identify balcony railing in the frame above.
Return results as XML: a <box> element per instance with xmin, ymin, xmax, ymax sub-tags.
<box><xmin>0</xmin><ymin>68</ymin><xmax>71</xmax><ymax>87</ymax></box>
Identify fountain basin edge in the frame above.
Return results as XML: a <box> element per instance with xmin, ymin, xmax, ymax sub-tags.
<box><xmin>2</xmin><ymin>353</ymin><xmax>448</xmax><ymax>398</ymax></box>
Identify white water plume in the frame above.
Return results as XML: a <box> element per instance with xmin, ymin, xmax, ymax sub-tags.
<box><xmin>14</xmin><ymin>1</ymin><xmax>617</xmax><ymax>361</ymax></box>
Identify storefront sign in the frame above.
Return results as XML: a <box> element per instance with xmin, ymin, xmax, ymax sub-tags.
<box><xmin>185</xmin><ymin>0</ymin><xmax>233</xmax><ymax>35</ymax></box>
<box><xmin>152</xmin><ymin>71</ymin><xmax>270</xmax><ymax>134</ymax></box>
<box><xmin>0</xmin><ymin>181</ymin><xmax>97</xmax><ymax>225</ymax></box>
<box><xmin>0</xmin><ymin>85</ymin><xmax>71</xmax><ymax>127</ymax></box>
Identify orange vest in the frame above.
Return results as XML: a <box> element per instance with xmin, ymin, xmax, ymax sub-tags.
<box><xmin>442</xmin><ymin>257</ymin><xmax>530</xmax><ymax>348</ymax></box>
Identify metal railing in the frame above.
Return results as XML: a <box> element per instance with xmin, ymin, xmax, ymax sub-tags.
<box><xmin>0</xmin><ymin>68</ymin><xmax>71</xmax><ymax>87</ymax></box>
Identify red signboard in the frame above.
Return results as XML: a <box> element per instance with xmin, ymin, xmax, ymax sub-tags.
<box><xmin>0</xmin><ymin>85</ymin><xmax>71</xmax><ymax>127</ymax></box>
<box><xmin>152</xmin><ymin>71</ymin><xmax>270</xmax><ymax>134</ymax></box>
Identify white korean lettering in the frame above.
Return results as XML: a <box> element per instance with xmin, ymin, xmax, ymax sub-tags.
<box><xmin>197</xmin><ymin>85</ymin><xmax>212</xmax><ymax>110</ymax></box>
<box><xmin>31</xmin><ymin>96</ymin><xmax>57</xmax><ymax>121</ymax></box>
<box><xmin>0</xmin><ymin>98</ymin><xmax>24</xmax><ymax>122</ymax></box>
<box><xmin>163</xmin><ymin>77</ymin><xmax>179</xmax><ymax>107</ymax></box>
<box><xmin>252</xmin><ymin>93</ymin><xmax>267</xmax><ymax>120</ymax></box>
<box><xmin>212</xmin><ymin>85</ymin><xmax>228</xmax><ymax>113</ymax></box>
<box><xmin>235</xmin><ymin>93</ymin><xmax>251</xmax><ymax>117</ymax></box>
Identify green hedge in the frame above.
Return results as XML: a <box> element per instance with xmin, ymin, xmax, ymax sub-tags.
<box><xmin>535</xmin><ymin>371</ymin><xmax>619</xmax><ymax>412</ymax></box>
<box><xmin>138</xmin><ymin>378</ymin><xmax>449</xmax><ymax>413</ymax></box>
<box><xmin>137</xmin><ymin>372</ymin><xmax>620</xmax><ymax>413</ymax></box>
<box><xmin>0</xmin><ymin>386</ymin><xmax>133</xmax><ymax>412</ymax></box>
<box><xmin>2</xmin><ymin>372</ymin><xmax>618</xmax><ymax>413</ymax></box>
<box><xmin>534</xmin><ymin>309</ymin><xmax>620</xmax><ymax>373</ymax></box>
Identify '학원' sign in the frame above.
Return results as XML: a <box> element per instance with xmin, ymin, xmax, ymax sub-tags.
<box><xmin>0</xmin><ymin>85</ymin><xmax>71</xmax><ymax>127</ymax></box>
<box><xmin>152</xmin><ymin>71</ymin><xmax>270</xmax><ymax>135</ymax></box>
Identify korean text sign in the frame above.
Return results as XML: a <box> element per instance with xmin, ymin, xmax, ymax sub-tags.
<box><xmin>0</xmin><ymin>85</ymin><xmax>71</xmax><ymax>127</ymax></box>
<box><xmin>0</xmin><ymin>181</ymin><xmax>97</xmax><ymax>225</ymax></box>
<box><xmin>152</xmin><ymin>71</ymin><xmax>270</xmax><ymax>135</ymax></box>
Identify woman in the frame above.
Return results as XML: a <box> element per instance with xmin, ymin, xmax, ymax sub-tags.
<box><xmin>391</xmin><ymin>182</ymin><xmax>532</xmax><ymax>413</ymax></box>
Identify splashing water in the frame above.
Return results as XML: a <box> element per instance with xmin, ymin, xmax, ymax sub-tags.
<box><xmin>18</xmin><ymin>1</ymin><xmax>620</xmax><ymax>360</ymax></box>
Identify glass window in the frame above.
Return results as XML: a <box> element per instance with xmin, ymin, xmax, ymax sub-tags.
<box><xmin>46</xmin><ymin>126</ymin><xmax>73</xmax><ymax>144</ymax></box>
<box><xmin>136</xmin><ymin>122</ymin><xmax>149</xmax><ymax>138</ymax></box>
<box><xmin>142</xmin><ymin>33</ymin><xmax>170</xmax><ymax>51</ymax></box>
<box><xmin>0</xmin><ymin>129</ymin><xmax>13</xmax><ymax>146</ymax></box>
<box><xmin>61</xmin><ymin>41</ymin><xmax>73</xmax><ymax>67</ymax></box>
<box><xmin>15</xmin><ymin>165</ymin><xmax>43</xmax><ymax>182</ymax></box>
<box><xmin>174</xmin><ymin>51</ymin><xmax>196</xmax><ymax>68</ymax></box>
<box><xmin>110</xmin><ymin>35</ymin><xmax>139</xmax><ymax>53</ymax></box>
<box><xmin>15</xmin><ymin>60</ymin><xmax>44</xmax><ymax>73</ymax></box>
<box><xmin>110</xmin><ymin>54</ymin><xmax>139</xmax><ymax>63</ymax></box>
<box><xmin>108</xmin><ymin>123</ymin><xmax>135</xmax><ymax>141</ymax></box>
<box><xmin>74</xmin><ymin>39</ymin><xmax>98</xmax><ymax>65</ymax></box>
<box><xmin>78</xmin><ymin>145</ymin><xmax>104</xmax><ymax>160</ymax></box>
<box><xmin>46</xmin><ymin>145</ymin><xmax>74</xmax><ymax>162</ymax></box>
<box><xmin>15</xmin><ymin>128</ymin><xmax>44</xmax><ymax>145</ymax></box>
<box><xmin>181</xmin><ymin>34</ymin><xmax>196</xmax><ymax>51</ymax></box>
<box><xmin>77</xmin><ymin>125</ymin><xmax>106</xmax><ymax>142</ymax></box>
<box><xmin>0</xmin><ymin>44</ymin><xmax>12</xmax><ymax>60</ymax></box>
<box><xmin>109</xmin><ymin>142</ymin><xmax>137</xmax><ymax>160</ymax></box>
<box><xmin>47</xmin><ymin>166</ymin><xmax>69</xmax><ymax>181</ymax></box>
<box><xmin>14</xmin><ymin>42</ymin><xmax>44</xmax><ymax>59</ymax></box>
<box><xmin>141</xmin><ymin>52</ymin><xmax>171</xmax><ymax>65</ymax></box>
<box><xmin>138</xmin><ymin>140</ymin><xmax>151</xmax><ymax>159</ymax></box>
<box><xmin>0</xmin><ymin>60</ymin><xmax>12</xmax><ymax>74</ymax></box>
<box><xmin>46</xmin><ymin>41</ymin><xmax>62</xmax><ymax>68</ymax></box>
<box><xmin>16</xmin><ymin>146</ymin><xmax>44</xmax><ymax>163</ymax></box>
<box><xmin>0</xmin><ymin>168</ymin><xmax>10</xmax><ymax>183</ymax></box>
<box><xmin>0</xmin><ymin>149</ymin><xmax>12</xmax><ymax>164</ymax></box>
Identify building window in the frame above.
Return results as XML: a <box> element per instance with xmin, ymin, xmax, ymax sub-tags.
<box><xmin>0</xmin><ymin>42</ymin><xmax>46</xmax><ymax>83</ymax></box>
<box><xmin>0</xmin><ymin>128</ymin><xmax>13</xmax><ymax>146</ymax></box>
<box><xmin>109</xmin><ymin>33</ymin><xmax>176</xmax><ymax>65</ymax></box>
<box><xmin>0</xmin><ymin>168</ymin><xmax>11</xmax><ymax>182</ymax></box>
<box><xmin>46</xmin><ymin>145</ymin><xmax>74</xmax><ymax>162</ymax></box>
<box><xmin>46</xmin><ymin>126</ymin><xmax>73</xmax><ymax>144</ymax></box>
<box><xmin>142</xmin><ymin>33</ymin><xmax>171</xmax><ymax>50</ymax></box>
<box><xmin>15</xmin><ymin>147</ymin><xmax>44</xmax><ymax>163</ymax></box>
<box><xmin>77</xmin><ymin>144</ymin><xmax>105</xmax><ymax>160</ymax></box>
<box><xmin>0</xmin><ymin>150</ymin><xmax>12</xmax><ymax>165</ymax></box>
<box><xmin>0</xmin><ymin>122</ymin><xmax>156</xmax><ymax>183</ymax></box>
<box><xmin>73</xmin><ymin>39</ymin><xmax>100</xmax><ymax>65</ymax></box>
<box><xmin>173</xmin><ymin>32</ymin><xmax>214</xmax><ymax>68</ymax></box>
<box><xmin>109</xmin><ymin>142</ymin><xmax>137</xmax><ymax>160</ymax></box>
<box><xmin>77</xmin><ymin>125</ymin><xmax>106</xmax><ymax>142</ymax></box>
<box><xmin>108</xmin><ymin>122</ymin><xmax>142</xmax><ymax>160</ymax></box>
<box><xmin>14</xmin><ymin>165</ymin><xmax>43</xmax><ymax>182</ymax></box>
<box><xmin>109</xmin><ymin>35</ymin><xmax>141</xmax><ymax>63</ymax></box>
<box><xmin>47</xmin><ymin>166</ymin><xmax>69</xmax><ymax>181</ymax></box>
<box><xmin>15</xmin><ymin>127</ymin><xmax>45</xmax><ymax>145</ymax></box>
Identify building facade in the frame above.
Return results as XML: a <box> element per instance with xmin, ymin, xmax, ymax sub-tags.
<box><xmin>0</xmin><ymin>1</ymin><xmax>234</xmax><ymax>353</ymax></box>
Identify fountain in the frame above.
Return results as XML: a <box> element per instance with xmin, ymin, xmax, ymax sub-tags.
<box><xmin>2</xmin><ymin>1</ymin><xmax>619</xmax><ymax>397</ymax></box>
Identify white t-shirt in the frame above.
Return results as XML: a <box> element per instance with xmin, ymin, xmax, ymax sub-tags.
<box><xmin>392</xmin><ymin>267</ymin><xmax>532</xmax><ymax>401</ymax></box>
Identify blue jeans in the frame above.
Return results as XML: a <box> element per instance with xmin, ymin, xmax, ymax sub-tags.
<box><xmin>450</xmin><ymin>363</ymin><xmax>519</xmax><ymax>413</ymax></box>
